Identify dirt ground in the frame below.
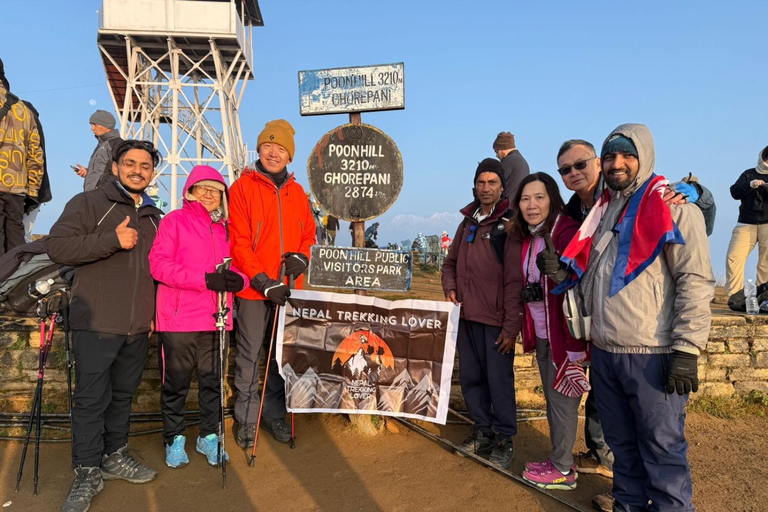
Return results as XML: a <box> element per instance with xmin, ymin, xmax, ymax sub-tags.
<box><xmin>0</xmin><ymin>410</ymin><xmax>765</xmax><ymax>512</ymax></box>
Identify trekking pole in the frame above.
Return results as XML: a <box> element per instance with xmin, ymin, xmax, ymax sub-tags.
<box><xmin>249</xmin><ymin>263</ymin><xmax>285</xmax><ymax>467</ymax></box>
<box><xmin>15</xmin><ymin>296</ymin><xmax>56</xmax><ymax>494</ymax></box>
<box><xmin>61</xmin><ymin>291</ymin><xmax>74</xmax><ymax>468</ymax></box>
<box><xmin>214</xmin><ymin>258</ymin><xmax>232</xmax><ymax>489</ymax></box>
<box><xmin>288</xmin><ymin>275</ymin><xmax>296</xmax><ymax>450</ymax></box>
<box><xmin>34</xmin><ymin>308</ymin><xmax>58</xmax><ymax>495</ymax></box>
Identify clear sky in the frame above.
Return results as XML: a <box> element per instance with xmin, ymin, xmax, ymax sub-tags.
<box><xmin>2</xmin><ymin>0</ymin><xmax>767</xmax><ymax>281</ymax></box>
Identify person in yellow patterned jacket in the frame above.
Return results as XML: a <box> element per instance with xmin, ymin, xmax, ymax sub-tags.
<box><xmin>0</xmin><ymin>58</ymin><xmax>43</xmax><ymax>254</ymax></box>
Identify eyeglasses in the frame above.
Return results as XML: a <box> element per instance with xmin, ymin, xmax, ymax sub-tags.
<box><xmin>467</xmin><ymin>224</ymin><xmax>478</xmax><ymax>243</ymax></box>
<box><xmin>192</xmin><ymin>185</ymin><xmax>222</xmax><ymax>197</ymax></box>
<box><xmin>557</xmin><ymin>156</ymin><xmax>597</xmax><ymax>176</ymax></box>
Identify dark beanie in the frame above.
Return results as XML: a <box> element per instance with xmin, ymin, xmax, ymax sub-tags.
<box><xmin>493</xmin><ymin>131</ymin><xmax>516</xmax><ymax>151</ymax></box>
<box><xmin>474</xmin><ymin>158</ymin><xmax>505</xmax><ymax>189</ymax></box>
<box><xmin>602</xmin><ymin>135</ymin><xmax>637</xmax><ymax>158</ymax></box>
<box><xmin>89</xmin><ymin>110</ymin><xmax>116</xmax><ymax>129</ymax></box>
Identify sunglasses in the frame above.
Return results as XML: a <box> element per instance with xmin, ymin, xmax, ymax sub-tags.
<box><xmin>557</xmin><ymin>156</ymin><xmax>597</xmax><ymax>176</ymax></box>
<box><xmin>467</xmin><ymin>224</ymin><xmax>478</xmax><ymax>243</ymax></box>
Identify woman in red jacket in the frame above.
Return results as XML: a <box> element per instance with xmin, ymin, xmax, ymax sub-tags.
<box><xmin>508</xmin><ymin>172</ymin><xmax>587</xmax><ymax>490</ymax></box>
<box><xmin>149</xmin><ymin>165</ymin><xmax>247</xmax><ymax>469</ymax></box>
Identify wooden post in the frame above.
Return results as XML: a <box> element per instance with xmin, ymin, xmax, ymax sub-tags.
<box><xmin>349</xmin><ymin>112</ymin><xmax>367</xmax><ymax>297</ymax></box>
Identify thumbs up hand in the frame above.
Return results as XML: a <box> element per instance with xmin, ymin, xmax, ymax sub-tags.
<box><xmin>536</xmin><ymin>233</ymin><xmax>564</xmax><ymax>277</ymax></box>
<box><xmin>116</xmin><ymin>216</ymin><xmax>138</xmax><ymax>250</ymax></box>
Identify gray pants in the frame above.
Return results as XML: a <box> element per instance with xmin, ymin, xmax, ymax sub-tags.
<box><xmin>535</xmin><ymin>337</ymin><xmax>581</xmax><ymax>473</ymax></box>
<box><xmin>234</xmin><ymin>298</ymin><xmax>286</xmax><ymax>424</ymax></box>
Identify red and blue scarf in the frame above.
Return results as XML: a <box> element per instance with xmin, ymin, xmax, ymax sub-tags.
<box><xmin>553</xmin><ymin>174</ymin><xmax>685</xmax><ymax>297</ymax></box>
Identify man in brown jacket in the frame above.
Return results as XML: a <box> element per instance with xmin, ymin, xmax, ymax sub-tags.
<box><xmin>441</xmin><ymin>158</ymin><xmax>523</xmax><ymax>469</ymax></box>
<box><xmin>0</xmin><ymin>59</ymin><xmax>43</xmax><ymax>255</ymax></box>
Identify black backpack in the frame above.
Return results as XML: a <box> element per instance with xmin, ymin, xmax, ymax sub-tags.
<box><xmin>728</xmin><ymin>282</ymin><xmax>768</xmax><ymax>312</ymax></box>
<box><xmin>0</xmin><ymin>239</ymin><xmax>73</xmax><ymax>316</ymax></box>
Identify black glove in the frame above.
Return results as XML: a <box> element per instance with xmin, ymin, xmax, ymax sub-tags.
<box><xmin>250</xmin><ymin>273</ymin><xmax>291</xmax><ymax>306</ymax></box>
<box><xmin>665</xmin><ymin>351</ymin><xmax>699</xmax><ymax>395</ymax></box>
<box><xmin>536</xmin><ymin>233</ymin><xmax>568</xmax><ymax>284</ymax></box>
<box><xmin>205</xmin><ymin>269</ymin><xmax>244</xmax><ymax>292</ymax></box>
<box><xmin>284</xmin><ymin>252</ymin><xmax>309</xmax><ymax>278</ymax></box>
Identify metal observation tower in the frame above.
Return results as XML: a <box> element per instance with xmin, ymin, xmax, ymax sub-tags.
<box><xmin>97</xmin><ymin>0</ymin><xmax>263</xmax><ymax>209</ymax></box>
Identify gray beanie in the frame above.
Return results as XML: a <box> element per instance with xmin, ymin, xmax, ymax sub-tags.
<box><xmin>89</xmin><ymin>110</ymin><xmax>116</xmax><ymax>129</ymax></box>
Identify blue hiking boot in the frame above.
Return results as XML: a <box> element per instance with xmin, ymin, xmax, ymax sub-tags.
<box><xmin>196</xmin><ymin>434</ymin><xmax>229</xmax><ymax>466</ymax></box>
<box><xmin>165</xmin><ymin>435</ymin><xmax>189</xmax><ymax>469</ymax></box>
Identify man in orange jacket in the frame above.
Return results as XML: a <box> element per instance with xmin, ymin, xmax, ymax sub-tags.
<box><xmin>229</xmin><ymin>119</ymin><xmax>316</xmax><ymax>447</ymax></box>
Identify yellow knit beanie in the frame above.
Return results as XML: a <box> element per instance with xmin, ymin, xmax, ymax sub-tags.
<box><xmin>257</xmin><ymin>119</ymin><xmax>296</xmax><ymax>161</ymax></box>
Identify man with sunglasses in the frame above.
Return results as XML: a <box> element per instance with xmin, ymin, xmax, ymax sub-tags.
<box><xmin>49</xmin><ymin>139</ymin><xmax>163</xmax><ymax>512</ymax></box>
<box><xmin>441</xmin><ymin>158</ymin><xmax>523</xmax><ymax>469</ymax></box>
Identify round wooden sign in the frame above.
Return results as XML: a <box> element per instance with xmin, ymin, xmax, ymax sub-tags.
<box><xmin>307</xmin><ymin>123</ymin><xmax>403</xmax><ymax>221</ymax></box>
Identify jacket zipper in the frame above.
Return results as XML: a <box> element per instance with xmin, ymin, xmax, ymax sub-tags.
<box><xmin>251</xmin><ymin>220</ymin><xmax>262</xmax><ymax>252</ymax></box>
<box><xmin>277</xmin><ymin>186</ymin><xmax>285</xmax><ymax>277</ymax></box>
<box><xmin>129</xmin><ymin>205</ymin><xmax>141</xmax><ymax>335</ymax></box>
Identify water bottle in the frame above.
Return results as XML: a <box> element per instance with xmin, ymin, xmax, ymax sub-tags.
<box><xmin>745</xmin><ymin>279</ymin><xmax>759</xmax><ymax>315</ymax></box>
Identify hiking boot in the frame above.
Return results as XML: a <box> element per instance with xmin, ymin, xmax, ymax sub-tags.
<box><xmin>489</xmin><ymin>436</ymin><xmax>515</xmax><ymax>469</ymax></box>
<box><xmin>196</xmin><ymin>433</ymin><xmax>230</xmax><ymax>466</ymax></box>
<box><xmin>459</xmin><ymin>428</ymin><xmax>494</xmax><ymax>456</ymax></box>
<box><xmin>236</xmin><ymin>422</ymin><xmax>256</xmax><ymax>448</ymax></box>
<box><xmin>574</xmin><ymin>451</ymin><xmax>614</xmax><ymax>478</ymax></box>
<box><xmin>522</xmin><ymin>459</ymin><xmax>577</xmax><ymax>490</ymax></box>
<box><xmin>101</xmin><ymin>445</ymin><xmax>157</xmax><ymax>484</ymax></box>
<box><xmin>592</xmin><ymin>491</ymin><xmax>614</xmax><ymax>512</ymax></box>
<box><xmin>62</xmin><ymin>466</ymin><xmax>103</xmax><ymax>512</ymax></box>
<box><xmin>525</xmin><ymin>458</ymin><xmax>577</xmax><ymax>477</ymax></box>
<box><xmin>261</xmin><ymin>417</ymin><xmax>292</xmax><ymax>444</ymax></box>
<box><xmin>165</xmin><ymin>435</ymin><xmax>189</xmax><ymax>469</ymax></box>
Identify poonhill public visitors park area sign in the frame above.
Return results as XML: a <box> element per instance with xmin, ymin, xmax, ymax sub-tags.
<box><xmin>307</xmin><ymin>246</ymin><xmax>412</xmax><ymax>291</ymax></box>
<box><xmin>307</xmin><ymin>123</ymin><xmax>403</xmax><ymax>222</ymax></box>
<box><xmin>298</xmin><ymin>63</ymin><xmax>405</xmax><ymax>116</ymax></box>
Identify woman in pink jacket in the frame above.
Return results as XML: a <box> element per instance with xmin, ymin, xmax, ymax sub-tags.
<box><xmin>508</xmin><ymin>172</ymin><xmax>587</xmax><ymax>490</ymax></box>
<box><xmin>149</xmin><ymin>165</ymin><xmax>246</xmax><ymax>469</ymax></box>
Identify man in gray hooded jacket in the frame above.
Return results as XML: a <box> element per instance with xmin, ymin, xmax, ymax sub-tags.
<box><xmin>580</xmin><ymin>124</ymin><xmax>713</xmax><ymax>512</ymax></box>
<box><xmin>76</xmin><ymin>110</ymin><xmax>123</xmax><ymax>191</ymax></box>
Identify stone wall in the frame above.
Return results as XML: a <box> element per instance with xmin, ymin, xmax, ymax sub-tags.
<box><xmin>1</xmin><ymin>309</ymin><xmax>766</xmax><ymax>413</ymax></box>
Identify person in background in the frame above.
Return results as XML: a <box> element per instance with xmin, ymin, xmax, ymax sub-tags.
<box><xmin>0</xmin><ymin>58</ymin><xmax>43</xmax><ymax>254</ymax></box>
<box><xmin>493</xmin><ymin>131</ymin><xmax>530</xmax><ymax>201</ymax></box>
<box><xmin>75</xmin><ymin>110</ymin><xmax>123</xmax><ymax>191</ymax></box>
<box><xmin>725</xmin><ymin>145</ymin><xmax>768</xmax><ymax>298</ymax></box>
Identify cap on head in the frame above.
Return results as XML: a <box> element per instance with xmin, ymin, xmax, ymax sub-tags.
<box><xmin>474</xmin><ymin>158</ymin><xmax>506</xmax><ymax>189</ymax></box>
<box><xmin>601</xmin><ymin>135</ymin><xmax>637</xmax><ymax>159</ymax></box>
<box><xmin>493</xmin><ymin>132</ymin><xmax>516</xmax><ymax>151</ymax></box>
<box><xmin>89</xmin><ymin>110</ymin><xmax>116</xmax><ymax>130</ymax></box>
<box><xmin>257</xmin><ymin>119</ymin><xmax>296</xmax><ymax>161</ymax></box>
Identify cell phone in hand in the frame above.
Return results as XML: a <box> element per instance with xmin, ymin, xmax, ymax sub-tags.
<box><xmin>70</xmin><ymin>165</ymin><xmax>80</xmax><ymax>172</ymax></box>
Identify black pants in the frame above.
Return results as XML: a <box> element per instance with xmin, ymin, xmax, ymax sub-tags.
<box><xmin>0</xmin><ymin>193</ymin><xmax>25</xmax><ymax>256</ymax></box>
<box><xmin>159</xmin><ymin>331</ymin><xmax>222</xmax><ymax>443</ymax></box>
<box><xmin>71</xmin><ymin>331</ymin><xmax>149</xmax><ymax>467</ymax></box>
<box><xmin>234</xmin><ymin>298</ymin><xmax>285</xmax><ymax>424</ymax></box>
<box><xmin>457</xmin><ymin>319</ymin><xmax>517</xmax><ymax>438</ymax></box>
<box><xmin>584</xmin><ymin>368</ymin><xmax>614</xmax><ymax>469</ymax></box>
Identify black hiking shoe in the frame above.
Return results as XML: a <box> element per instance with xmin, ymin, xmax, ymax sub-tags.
<box><xmin>61</xmin><ymin>466</ymin><xmax>103</xmax><ymax>512</ymax></box>
<box><xmin>101</xmin><ymin>445</ymin><xmax>156</xmax><ymax>484</ymax></box>
<box><xmin>489</xmin><ymin>436</ymin><xmax>515</xmax><ymax>469</ymax></box>
<box><xmin>236</xmin><ymin>422</ymin><xmax>256</xmax><ymax>448</ymax></box>
<box><xmin>459</xmin><ymin>428</ymin><xmax>494</xmax><ymax>456</ymax></box>
<box><xmin>261</xmin><ymin>417</ymin><xmax>291</xmax><ymax>444</ymax></box>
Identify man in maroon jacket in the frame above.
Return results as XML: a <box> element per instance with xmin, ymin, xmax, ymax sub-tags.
<box><xmin>441</xmin><ymin>158</ymin><xmax>524</xmax><ymax>469</ymax></box>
